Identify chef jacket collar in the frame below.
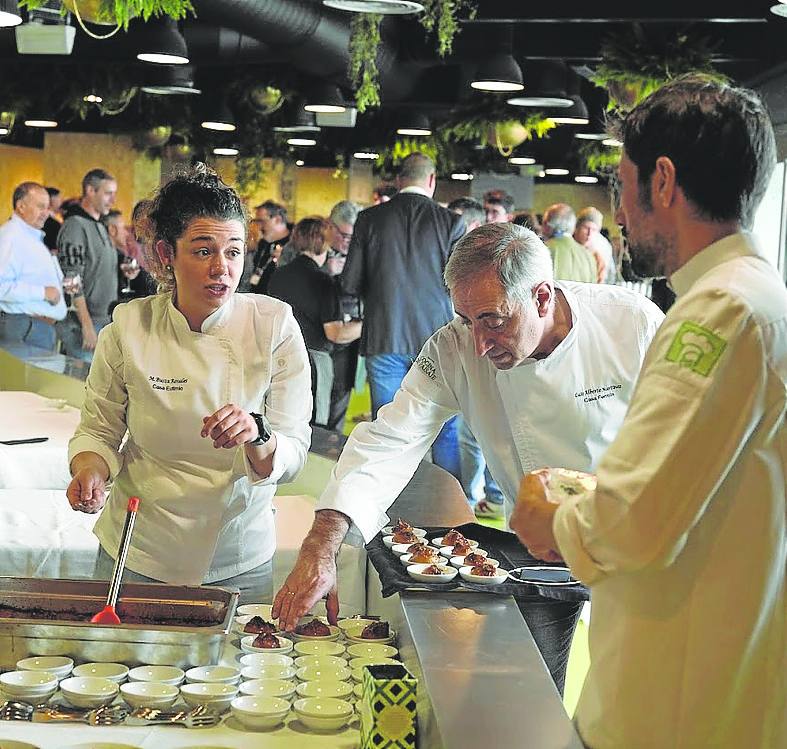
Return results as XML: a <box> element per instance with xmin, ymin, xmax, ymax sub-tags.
<box><xmin>670</xmin><ymin>231</ymin><xmax>764</xmax><ymax>298</ymax></box>
<box><xmin>166</xmin><ymin>291</ymin><xmax>235</xmax><ymax>335</ymax></box>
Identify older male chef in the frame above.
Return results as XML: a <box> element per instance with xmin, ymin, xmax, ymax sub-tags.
<box><xmin>273</xmin><ymin>222</ymin><xmax>664</xmax><ymax>693</ymax></box>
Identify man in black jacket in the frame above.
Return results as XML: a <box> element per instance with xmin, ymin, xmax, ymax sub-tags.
<box><xmin>341</xmin><ymin>153</ymin><xmax>465</xmax><ymax>480</ymax></box>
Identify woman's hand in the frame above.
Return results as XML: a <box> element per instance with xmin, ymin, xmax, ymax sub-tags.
<box><xmin>201</xmin><ymin>404</ymin><xmax>258</xmax><ymax>448</ymax></box>
<box><xmin>66</xmin><ymin>464</ymin><xmax>108</xmax><ymax>514</ymax></box>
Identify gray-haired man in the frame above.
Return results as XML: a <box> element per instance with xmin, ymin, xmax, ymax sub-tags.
<box><xmin>273</xmin><ymin>222</ymin><xmax>664</xmax><ymax>694</ymax></box>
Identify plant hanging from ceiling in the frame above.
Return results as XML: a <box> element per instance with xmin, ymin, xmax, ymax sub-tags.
<box><xmin>444</xmin><ymin>113</ymin><xmax>555</xmax><ymax>157</ymax></box>
<box><xmin>419</xmin><ymin>0</ymin><xmax>478</xmax><ymax>57</ymax></box>
<box><xmin>348</xmin><ymin>13</ymin><xmax>382</xmax><ymax>113</ymax></box>
<box><xmin>579</xmin><ymin>141</ymin><xmax>621</xmax><ymax>177</ymax></box>
<box><xmin>375</xmin><ymin>137</ymin><xmax>440</xmax><ymax>178</ymax></box>
<box><xmin>591</xmin><ymin>23</ymin><xmax>723</xmax><ymax>111</ymax></box>
<box><xmin>18</xmin><ymin>0</ymin><xmax>195</xmax><ymax>31</ymax></box>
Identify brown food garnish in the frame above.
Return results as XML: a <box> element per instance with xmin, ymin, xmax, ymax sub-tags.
<box><xmin>392</xmin><ymin>530</ymin><xmax>419</xmax><ymax>544</ymax></box>
<box><xmin>452</xmin><ymin>539</ymin><xmax>473</xmax><ymax>556</ymax></box>
<box><xmin>391</xmin><ymin>518</ymin><xmax>413</xmax><ymax>534</ymax></box>
<box><xmin>470</xmin><ymin>562</ymin><xmax>499</xmax><ymax>577</ymax></box>
<box><xmin>295</xmin><ymin>619</ymin><xmax>331</xmax><ymax>637</ymax></box>
<box><xmin>421</xmin><ymin>564</ymin><xmax>447</xmax><ymax>575</ymax></box>
<box><xmin>410</xmin><ymin>548</ymin><xmax>439</xmax><ymax>564</ymax></box>
<box><xmin>406</xmin><ymin>542</ymin><xmax>429</xmax><ymax>555</ymax></box>
<box><xmin>361</xmin><ymin>621</ymin><xmax>390</xmax><ymax>640</ymax></box>
<box><xmin>463</xmin><ymin>552</ymin><xmax>487</xmax><ymax>566</ymax></box>
<box><xmin>252</xmin><ymin>632</ymin><xmax>281</xmax><ymax>649</ymax></box>
<box><xmin>243</xmin><ymin>616</ymin><xmax>277</xmax><ymax>635</ymax></box>
<box><xmin>441</xmin><ymin>529</ymin><xmax>465</xmax><ymax>546</ymax></box>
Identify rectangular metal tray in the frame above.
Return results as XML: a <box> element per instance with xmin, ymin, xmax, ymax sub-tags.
<box><xmin>0</xmin><ymin>577</ymin><xmax>238</xmax><ymax>669</ymax></box>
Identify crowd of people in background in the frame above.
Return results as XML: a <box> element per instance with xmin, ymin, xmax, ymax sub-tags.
<box><xmin>0</xmin><ymin>156</ymin><xmax>668</xmax><ymax>520</ymax></box>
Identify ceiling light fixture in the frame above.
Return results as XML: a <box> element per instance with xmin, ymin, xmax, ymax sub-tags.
<box><xmin>287</xmin><ymin>137</ymin><xmax>317</xmax><ymax>146</ymax></box>
<box><xmin>396</xmin><ymin>112</ymin><xmax>432</xmax><ymax>136</ymax></box>
<box><xmin>544</xmin><ymin>168</ymin><xmax>569</xmax><ymax>176</ymax></box>
<box><xmin>201</xmin><ymin>102</ymin><xmax>236</xmax><ymax>132</ymax></box>
<box><xmin>322</xmin><ymin>0</ymin><xmax>424</xmax><ymax>13</ymax></box>
<box><xmin>508</xmin><ymin>156</ymin><xmax>536</xmax><ymax>165</ymax></box>
<box><xmin>602</xmin><ymin>137</ymin><xmax>623</xmax><ymax>148</ymax></box>
<box><xmin>471</xmin><ymin>53</ymin><xmax>524</xmax><ymax>92</ymax></box>
<box><xmin>83</xmin><ymin>94</ymin><xmax>103</xmax><ymax>103</ymax></box>
<box><xmin>295</xmin><ymin>159</ymin><xmax>305</xmax><ymax>166</ymax></box>
<box><xmin>451</xmin><ymin>172</ymin><xmax>474</xmax><ymax>181</ymax></box>
<box><xmin>574</xmin><ymin>132</ymin><xmax>608</xmax><ymax>141</ymax></box>
<box><xmin>304</xmin><ymin>84</ymin><xmax>346</xmax><ymax>113</ymax></box>
<box><xmin>770</xmin><ymin>3</ymin><xmax>787</xmax><ymax>16</ymax></box>
<box><xmin>273</xmin><ymin>107</ymin><xmax>320</xmax><ymax>133</ymax></box>
<box><xmin>507</xmin><ymin>95</ymin><xmax>572</xmax><ymax>108</ymax></box>
<box><xmin>0</xmin><ymin>127</ymin><xmax>8</xmax><ymax>136</ymax></box>
<box><xmin>141</xmin><ymin>65</ymin><xmax>201</xmax><ymax>95</ymax></box>
<box><xmin>537</xmin><ymin>170</ymin><xmax>546</xmax><ymax>178</ymax></box>
<box><xmin>353</xmin><ymin>151</ymin><xmax>379</xmax><ymax>159</ymax></box>
<box><xmin>213</xmin><ymin>147</ymin><xmax>239</xmax><ymax>156</ymax></box>
<box><xmin>575</xmin><ymin>175</ymin><xmax>599</xmax><ymax>184</ymax></box>
<box><xmin>0</xmin><ymin>0</ymin><xmax>22</xmax><ymax>27</ymax></box>
<box><xmin>137</xmin><ymin>19</ymin><xmax>189</xmax><ymax>65</ymax></box>
<box><xmin>549</xmin><ymin>95</ymin><xmax>589</xmax><ymax>126</ymax></box>
<box><xmin>24</xmin><ymin>119</ymin><xmax>58</xmax><ymax>128</ymax></box>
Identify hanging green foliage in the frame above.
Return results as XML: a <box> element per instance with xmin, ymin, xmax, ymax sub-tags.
<box><xmin>579</xmin><ymin>142</ymin><xmax>621</xmax><ymax>176</ymax></box>
<box><xmin>235</xmin><ymin>157</ymin><xmax>266</xmax><ymax>197</ymax></box>
<box><xmin>19</xmin><ymin>0</ymin><xmax>194</xmax><ymax>29</ymax></box>
<box><xmin>591</xmin><ymin>24</ymin><xmax>723</xmax><ymax>111</ymax></box>
<box><xmin>375</xmin><ymin>137</ymin><xmax>439</xmax><ymax>174</ymax></box>
<box><xmin>419</xmin><ymin>0</ymin><xmax>477</xmax><ymax>57</ymax></box>
<box><xmin>443</xmin><ymin>113</ymin><xmax>555</xmax><ymax>156</ymax></box>
<box><xmin>349</xmin><ymin>13</ymin><xmax>382</xmax><ymax>113</ymax></box>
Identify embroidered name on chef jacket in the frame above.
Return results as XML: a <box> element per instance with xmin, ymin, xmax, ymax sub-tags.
<box><xmin>148</xmin><ymin>375</ymin><xmax>189</xmax><ymax>392</ymax></box>
<box><xmin>575</xmin><ymin>383</ymin><xmax>623</xmax><ymax>403</ymax></box>
<box><xmin>414</xmin><ymin>355</ymin><xmax>437</xmax><ymax>381</ymax></box>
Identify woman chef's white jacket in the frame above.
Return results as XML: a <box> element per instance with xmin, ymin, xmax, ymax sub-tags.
<box><xmin>316</xmin><ymin>281</ymin><xmax>664</xmax><ymax>542</ymax></box>
<box><xmin>69</xmin><ymin>292</ymin><xmax>312</xmax><ymax>585</ymax></box>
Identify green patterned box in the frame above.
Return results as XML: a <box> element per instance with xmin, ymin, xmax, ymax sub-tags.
<box><xmin>359</xmin><ymin>663</ymin><xmax>418</xmax><ymax>749</ymax></box>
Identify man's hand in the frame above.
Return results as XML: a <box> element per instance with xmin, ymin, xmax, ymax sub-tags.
<box><xmin>510</xmin><ymin>470</ymin><xmax>562</xmax><ymax>562</ymax></box>
<box><xmin>201</xmin><ymin>404</ymin><xmax>257</xmax><ymax>448</ymax></box>
<box><xmin>44</xmin><ymin>286</ymin><xmax>61</xmax><ymax>305</ymax></box>
<box><xmin>81</xmin><ymin>324</ymin><xmax>98</xmax><ymax>351</ymax></box>
<box><xmin>272</xmin><ymin>550</ymin><xmax>339</xmax><ymax>632</ymax></box>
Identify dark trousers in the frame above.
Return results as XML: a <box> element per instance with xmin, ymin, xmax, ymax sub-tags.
<box><xmin>517</xmin><ymin>598</ymin><xmax>583</xmax><ymax>696</ymax></box>
<box><xmin>0</xmin><ymin>312</ymin><xmax>56</xmax><ymax>350</ymax></box>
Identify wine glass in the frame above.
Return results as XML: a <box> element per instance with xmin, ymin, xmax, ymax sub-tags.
<box><xmin>120</xmin><ymin>256</ymin><xmax>139</xmax><ymax>294</ymax></box>
<box><xmin>62</xmin><ymin>272</ymin><xmax>82</xmax><ymax>312</ymax></box>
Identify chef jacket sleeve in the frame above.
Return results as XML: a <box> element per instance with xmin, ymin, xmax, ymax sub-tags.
<box><xmin>315</xmin><ymin>326</ymin><xmax>463</xmax><ymax>544</ymax></box>
<box><xmin>244</xmin><ymin>306</ymin><xmax>312</xmax><ymax>486</ymax></box>
<box><xmin>68</xmin><ymin>322</ymin><xmax>127</xmax><ymax>478</ymax></box>
<box><xmin>553</xmin><ymin>289</ymin><xmax>767</xmax><ymax>585</ymax></box>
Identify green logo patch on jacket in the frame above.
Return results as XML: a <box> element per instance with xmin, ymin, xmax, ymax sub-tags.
<box><xmin>665</xmin><ymin>321</ymin><xmax>727</xmax><ymax>377</ymax></box>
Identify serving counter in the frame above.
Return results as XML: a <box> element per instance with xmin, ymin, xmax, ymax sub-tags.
<box><xmin>0</xmin><ymin>341</ymin><xmax>584</xmax><ymax>748</ymax></box>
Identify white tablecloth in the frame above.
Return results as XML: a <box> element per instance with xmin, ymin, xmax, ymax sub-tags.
<box><xmin>0</xmin><ymin>490</ymin><xmax>367</xmax><ymax>616</ymax></box>
<box><xmin>0</xmin><ymin>391</ymin><xmax>80</xmax><ymax>490</ymax></box>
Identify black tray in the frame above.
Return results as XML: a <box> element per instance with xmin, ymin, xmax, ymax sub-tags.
<box><xmin>366</xmin><ymin>523</ymin><xmax>589</xmax><ymax>603</ymax></box>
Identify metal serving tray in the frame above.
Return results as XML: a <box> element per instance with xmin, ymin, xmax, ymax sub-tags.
<box><xmin>0</xmin><ymin>578</ymin><xmax>238</xmax><ymax>669</ymax></box>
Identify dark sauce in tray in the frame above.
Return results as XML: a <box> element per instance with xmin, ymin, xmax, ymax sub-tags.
<box><xmin>0</xmin><ymin>605</ymin><xmax>223</xmax><ymax>627</ymax></box>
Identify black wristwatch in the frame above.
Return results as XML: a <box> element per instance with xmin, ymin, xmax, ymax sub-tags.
<box><xmin>248</xmin><ymin>412</ymin><xmax>272</xmax><ymax>445</ymax></box>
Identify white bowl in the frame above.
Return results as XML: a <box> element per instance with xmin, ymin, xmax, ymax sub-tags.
<box><xmin>239</xmin><ymin>678</ymin><xmax>296</xmax><ymax>699</ymax></box>
<box><xmin>390</xmin><ymin>543</ymin><xmax>431</xmax><ymax>557</ymax></box>
<box><xmin>440</xmin><ymin>544</ymin><xmax>483</xmax><ymax>558</ymax></box>
<box><xmin>382</xmin><ymin>526</ymin><xmax>426</xmax><ymax>538</ymax></box>
<box><xmin>239</xmin><ymin>652</ymin><xmax>294</xmax><ymax>669</ymax></box>
<box><xmin>120</xmin><ymin>681</ymin><xmax>179</xmax><ymax>709</ymax></box>
<box><xmin>296</xmin><ymin>665</ymin><xmax>351</xmax><ymax>683</ymax></box>
<box><xmin>407</xmin><ymin>562</ymin><xmax>458</xmax><ymax>583</ymax></box>
<box><xmin>459</xmin><ymin>566</ymin><xmax>510</xmax><ymax>585</ymax></box>
<box><xmin>231</xmin><ymin>695</ymin><xmax>290</xmax><ymax>730</ymax></box>
<box><xmin>73</xmin><ymin>662</ymin><xmax>129</xmax><ymax>683</ymax></box>
<box><xmin>236</xmin><ymin>603</ymin><xmax>274</xmax><ymax>618</ymax></box>
<box><xmin>185</xmin><ymin>665</ymin><xmax>240</xmax><ymax>685</ymax></box>
<box><xmin>450</xmin><ymin>554</ymin><xmax>494</xmax><ymax>569</ymax></box>
<box><xmin>240</xmin><ymin>664</ymin><xmax>296</xmax><ymax>682</ymax></box>
<box><xmin>60</xmin><ymin>676</ymin><xmax>119</xmax><ymax>708</ymax></box>
<box><xmin>337</xmin><ymin>618</ymin><xmax>375</xmax><ymax>634</ymax></box>
<box><xmin>127</xmin><ymin>665</ymin><xmax>185</xmax><ymax>686</ymax></box>
<box><xmin>344</xmin><ymin>627</ymin><xmax>397</xmax><ymax>646</ymax></box>
<box><xmin>431</xmin><ymin>534</ymin><xmax>479</xmax><ymax>548</ymax></box>
<box><xmin>399</xmin><ymin>551</ymin><xmax>443</xmax><ymax>567</ymax></box>
<box><xmin>16</xmin><ymin>656</ymin><xmax>73</xmax><ymax>679</ymax></box>
<box><xmin>293</xmin><ymin>697</ymin><xmax>353</xmax><ymax>731</ymax></box>
<box><xmin>180</xmin><ymin>682</ymin><xmax>238</xmax><ymax>712</ymax></box>
<box><xmin>383</xmin><ymin>534</ymin><xmax>420</xmax><ymax>549</ymax></box>
<box><xmin>0</xmin><ymin>670</ymin><xmax>59</xmax><ymax>695</ymax></box>
<box><xmin>353</xmin><ymin>682</ymin><xmax>364</xmax><ymax>700</ymax></box>
<box><xmin>234</xmin><ymin>614</ymin><xmax>280</xmax><ymax>636</ymax></box>
<box><xmin>295</xmin><ymin>680</ymin><xmax>354</xmax><ymax>700</ymax></box>
<box><xmin>346</xmin><ymin>643</ymin><xmax>398</xmax><ymax>660</ymax></box>
<box><xmin>350</xmin><ymin>658</ymin><xmax>400</xmax><ymax>682</ymax></box>
<box><xmin>294</xmin><ymin>655</ymin><xmax>348</xmax><ymax>670</ymax></box>
<box><xmin>241</xmin><ymin>635</ymin><xmax>294</xmax><ymax>655</ymax></box>
<box><xmin>0</xmin><ymin>685</ymin><xmax>57</xmax><ymax>704</ymax></box>
<box><xmin>291</xmin><ymin>623</ymin><xmax>341</xmax><ymax>642</ymax></box>
<box><xmin>293</xmin><ymin>640</ymin><xmax>345</xmax><ymax>657</ymax></box>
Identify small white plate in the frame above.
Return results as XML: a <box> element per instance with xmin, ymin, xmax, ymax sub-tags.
<box><xmin>336</xmin><ymin>618</ymin><xmax>375</xmax><ymax>635</ymax></box>
<box><xmin>60</xmin><ymin>676</ymin><xmax>119</xmax><ymax>708</ymax></box>
<box><xmin>431</xmin><ymin>534</ymin><xmax>478</xmax><ymax>548</ymax></box>
<box><xmin>390</xmin><ymin>543</ymin><xmax>432</xmax><ymax>557</ymax></box>
<box><xmin>459</xmin><ymin>566</ymin><xmax>509</xmax><ymax>585</ymax></box>
<box><xmin>234</xmin><ymin>614</ymin><xmax>280</xmax><ymax>636</ymax></box>
<box><xmin>399</xmin><ymin>551</ymin><xmax>444</xmax><ymax>567</ymax></box>
<box><xmin>231</xmin><ymin>695</ymin><xmax>290</xmax><ymax>730</ymax></box>
<box><xmin>296</xmin><ymin>665</ymin><xmax>351</xmax><ymax>683</ymax></box>
<box><xmin>383</xmin><ymin>534</ymin><xmax>422</xmax><ymax>548</ymax></box>
<box><xmin>294</xmin><ymin>655</ymin><xmax>348</xmax><ymax>670</ymax></box>
<box><xmin>381</xmin><ymin>526</ymin><xmax>426</xmax><ymax>538</ymax></box>
<box><xmin>291</xmin><ymin>623</ymin><xmax>341</xmax><ymax>642</ymax></box>
<box><xmin>185</xmin><ymin>665</ymin><xmax>240</xmax><ymax>684</ymax></box>
<box><xmin>239</xmin><ymin>652</ymin><xmax>294</xmax><ymax>669</ymax></box>
<box><xmin>293</xmin><ymin>640</ymin><xmax>345</xmax><ymax>657</ymax></box>
<box><xmin>450</xmin><ymin>554</ymin><xmax>496</xmax><ymax>569</ymax></box>
<box><xmin>236</xmin><ymin>603</ymin><xmax>274</xmax><ymax>618</ymax></box>
<box><xmin>120</xmin><ymin>681</ymin><xmax>179</xmax><ymax>709</ymax></box>
<box><xmin>293</xmin><ymin>696</ymin><xmax>353</xmax><ymax>731</ymax></box>
<box><xmin>16</xmin><ymin>656</ymin><xmax>73</xmax><ymax>678</ymax></box>
<box><xmin>344</xmin><ymin>627</ymin><xmax>397</xmax><ymax>646</ymax></box>
<box><xmin>346</xmin><ymin>643</ymin><xmax>398</xmax><ymax>660</ymax></box>
<box><xmin>296</xmin><ymin>679</ymin><xmax>354</xmax><ymax>700</ymax></box>
<box><xmin>127</xmin><ymin>666</ymin><xmax>185</xmax><ymax>686</ymax></box>
<box><xmin>240</xmin><ymin>678</ymin><xmax>296</xmax><ymax>699</ymax></box>
<box><xmin>240</xmin><ymin>635</ymin><xmax>294</xmax><ymax>655</ymax></box>
<box><xmin>73</xmin><ymin>663</ymin><xmax>129</xmax><ymax>683</ymax></box>
<box><xmin>407</xmin><ymin>563</ymin><xmax>458</xmax><ymax>583</ymax></box>
<box><xmin>240</xmin><ymin>664</ymin><xmax>296</xmax><ymax>682</ymax></box>
<box><xmin>440</xmin><ymin>544</ymin><xmax>484</xmax><ymax>558</ymax></box>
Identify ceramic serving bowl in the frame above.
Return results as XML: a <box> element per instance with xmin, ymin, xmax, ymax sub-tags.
<box><xmin>450</xmin><ymin>554</ymin><xmax>495</xmax><ymax>569</ymax></box>
<box><xmin>344</xmin><ymin>628</ymin><xmax>397</xmax><ymax>646</ymax></box>
<box><xmin>293</xmin><ymin>640</ymin><xmax>345</xmax><ymax>657</ymax></box>
<box><xmin>127</xmin><ymin>665</ymin><xmax>185</xmax><ymax>686</ymax></box>
<box><xmin>290</xmin><ymin>623</ymin><xmax>341</xmax><ymax>643</ymax></box>
<box><xmin>399</xmin><ymin>550</ymin><xmax>443</xmax><ymax>567</ymax></box>
<box><xmin>346</xmin><ymin>643</ymin><xmax>398</xmax><ymax>660</ymax></box>
<box><xmin>293</xmin><ymin>696</ymin><xmax>353</xmax><ymax>731</ymax></box>
<box><xmin>240</xmin><ymin>635</ymin><xmax>294</xmax><ymax>655</ymax></box>
<box><xmin>459</xmin><ymin>566</ymin><xmax>510</xmax><ymax>585</ymax></box>
<box><xmin>236</xmin><ymin>603</ymin><xmax>274</xmax><ymax>618</ymax></box>
<box><xmin>440</xmin><ymin>544</ymin><xmax>484</xmax><ymax>559</ymax></box>
<box><xmin>73</xmin><ymin>662</ymin><xmax>129</xmax><ymax>683</ymax></box>
<box><xmin>295</xmin><ymin>680</ymin><xmax>354</xmax><ymax>700</ymax></box>
<box><xmin>239</xmin><ymin>652</ymin><xmax>294</xmax><ymax>669</ymax></box>
<box><xmin>407</xmin><ymin>562</ymin><xmax>458</xmax><ymax>583</ymax></box>
<box><xmin>16</xmin><ymin>656</ymin><xmax>73</xmax><ymax>680</ymax></box>
<box><xmin>59</xmin><ymin>676</ymin><xmax>119</xmax><ymax>708</ymax></box>
<box><xmin>239</xmin><ymin>678</ymin><xmax>297</xmax><ymax>699</ymax></box>
<box><xmin>296</xmin><ymin>665</ymin><xmax>351</xmax><ymax>683</ymax></box>
<box><xmin>293</xmin><ymin>655</ymin><xmax>348</xmax><ymax>670</ymax></box>
<box><xmin>240</xmin><ymin>664</ymin><xmax>296</xmax><ymax>682</ymax></box>
<box><xmin>119</xmin><ymin>681</ymin><xmax>179</xmax><ymax>709</ymax></box>
<box><xmin>231</xmin><ymin>695</ymin><xmax>290</xmax><ymax>730</ymax></box>
<box><xmin>185</xmin><ymin>665</ymin><xmax>240</xmax><ymax>685</ymax></box>
<box><xmin>180</xmin><ymin>682</ymin><xmax>238</xmax><ymax>713</ymax></box>
<box><xmin>0</xmin><ymin>670</ymin><xmax>58</xmax><ymax>701</ymax></box>
<box><xmin>381</xmin><ymin>526</ymin><xmax>426</xmax><ymax>538</ymax></box>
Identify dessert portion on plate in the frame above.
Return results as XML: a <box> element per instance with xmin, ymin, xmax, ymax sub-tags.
<box><xmin>252</xmin><ymin>632</ymin><xmax>282</xmax><ymax>649</ymax></box>
<box><xmin>243</xmin><ymin>616</ymin><xmax>277</xmax><ymax>635</ymax></box>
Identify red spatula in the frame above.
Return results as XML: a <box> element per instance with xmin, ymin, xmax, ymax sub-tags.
<box><xmin>91</xmin><ymin>496</ymin><xmax>140</xmax><ymax>625</ymax></box>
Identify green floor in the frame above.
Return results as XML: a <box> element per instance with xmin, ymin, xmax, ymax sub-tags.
<box><xmin>344</xmin><ymin>384</ymin><xmax>590</xmax><ymax>716</ymax></box>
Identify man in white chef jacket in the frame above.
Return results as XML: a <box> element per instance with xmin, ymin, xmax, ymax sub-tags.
<box><xmin>273</xmin><ymin>221</ymin><xmax>664</xmax><ymax>693</ymax></box>
<box><xmin>513</xmin><ymin>76</ymin><xmax>787</xmax><ymax>748</ymax></box>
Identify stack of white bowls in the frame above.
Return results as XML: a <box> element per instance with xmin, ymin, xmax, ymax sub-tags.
<box><xmin>180</xmin><ymin>682</ymin><xmax>238</xmax><ymax>713</ymax></box>
<box><xmin>120</xmin><ymin>681</ymin><xmax>179</xmax><ymax>709</ymax></box>
<box><xmin>0</xmin><ymin>670</ymin><xmax>58</xmax><ymax>703</ymax></box>
<box><xmin>293</xmin><ymin>696</ymin><xmax>354</xmax><ymax>731</ymax></box>
<box><xmin>231</xmin><ymin>695</ymin><xmax>291</xmax><ymax>730</ymax></box>
<box><xmin>59</xmin><ymin>676</ymin><xmax>119</xmax><ymax>708</ymax></box>
<box><xmin>73</xmin><ymin>662</ymin><xmax>129</xmax><ymax>684</ymax></box>
<box><xmin>185</xmin><ymin>665</ymin><xmax>240</xmax><ymax>685</ymax></box>
<box><xmin>16</xmin><ymin>656</ymin><xmax>73</xmax><ymax>680</ymax></box>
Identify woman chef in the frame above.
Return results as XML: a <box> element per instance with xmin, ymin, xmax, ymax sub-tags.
<box><xmin>66</xmin><ymin>165</ymin><xmax>312</xmax><ymax>602</ymax></box>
